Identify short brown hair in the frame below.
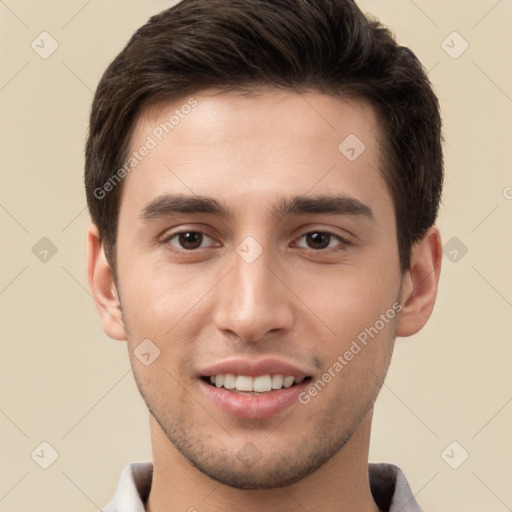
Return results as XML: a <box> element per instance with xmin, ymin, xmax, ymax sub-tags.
<box><xmin>85</xmin><ymin>0</ymin><xmax>443</xmax><ymax>279</ymax></box>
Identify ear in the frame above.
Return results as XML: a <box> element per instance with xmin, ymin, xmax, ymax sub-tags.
<box><xmin>87</xmin><ymin>224</ymin><xmax>127</xmax><ymax>341</ymax></box>
<box><xmin>396</xmin><ymin>226</ymin><xmax>442</xmax><ymax>337</ymax></box>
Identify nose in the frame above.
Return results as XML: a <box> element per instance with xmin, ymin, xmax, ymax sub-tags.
<box><xmin>212</xmin><ymin>242</ymin><xmax>294</xmax><ymax>343</ymax></box>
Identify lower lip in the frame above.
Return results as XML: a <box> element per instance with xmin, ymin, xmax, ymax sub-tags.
<box><xmin>199</xmin><ymin>379</ymin><xmax>309</xmax><ymax>420</ymax></box>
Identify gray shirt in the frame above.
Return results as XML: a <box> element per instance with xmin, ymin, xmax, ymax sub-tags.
<box><xmin>103</xmin><ymin>461</ymin><xmax>423</xmax><ymax>512</ymax></box>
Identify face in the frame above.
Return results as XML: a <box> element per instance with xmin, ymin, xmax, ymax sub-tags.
<box><xmin>113</xmin><ymin>89</ymin><xmax>403</xmax><ymax>488</ymax></box>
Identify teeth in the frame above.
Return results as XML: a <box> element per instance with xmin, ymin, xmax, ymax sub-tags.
<box><xmin>223</xmin><ymin>373</ymin><xmax>236</xmax><ymax>389</ymax></box>
<box><xmin>271</xmin><ymin>374</ymin><xmax>284</xmax><ymax>389</ymax></box>
<box><xmin>253</xmin><ymin>375</ymin><xmax>272</xmax><ymax>392</ymax></box>
<box><xmin>235</xmin><ymin>375</ymin><xmax>253</xmax><ymax>392</ymax></box>
<box><xmin>208</xmin><ymin>374</ymin><xmax>306</xmax><ymax>392</ymax></box>
<box><xmin>283</xmin><ymin>376</ymin><xmax>295</xmax><ymax>388</ymax></box>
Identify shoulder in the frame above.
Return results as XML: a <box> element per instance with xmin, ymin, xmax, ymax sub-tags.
<box><xmin>369</xmin><ymin>462</ymin><xmax>424</xmax><ymax>512</ymax></box>
<box><xmin>103</xmin><ymin>461</ymin><xmax>153</xmax><ymax>512</ymax></box>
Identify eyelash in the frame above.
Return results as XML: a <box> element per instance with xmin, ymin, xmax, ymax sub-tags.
<box><xmin>161</xmin><ymin>229</ymin><xmax>353</xmax><ymax>254</ymax></box>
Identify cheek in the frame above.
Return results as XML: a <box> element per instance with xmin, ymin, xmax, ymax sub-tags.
<box><xmin>289</xmin><ymin>257</ymin><xmax>399</xmax><ymax>342</ymax></box>
<box><xmin>118</xmin><ymin>257</ymin><xmax>212</xmax><ymax>332</ymax></box>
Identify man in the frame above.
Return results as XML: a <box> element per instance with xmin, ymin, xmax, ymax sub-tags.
<box><xmin>85</xmin><ymin>0</ymin><xmax>443</xmax><ymax>510</ymax></box>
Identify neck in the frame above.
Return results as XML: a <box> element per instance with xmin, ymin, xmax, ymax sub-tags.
<box><xmin>146</xmin><ymin>408</ymin><xmax>380</xmax><ymax>512</ymax></box>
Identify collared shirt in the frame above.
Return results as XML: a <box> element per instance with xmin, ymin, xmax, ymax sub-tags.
<box><xmin>103</xmin><ymin>461</ymin><xmax>423</xmax><ymax>512</ymax></box>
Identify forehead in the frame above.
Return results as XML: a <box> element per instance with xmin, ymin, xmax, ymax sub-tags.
<box><xmin>120</xmin><ymin>89</ymin><xmax>389</xmax><ymax>219</ymax></box>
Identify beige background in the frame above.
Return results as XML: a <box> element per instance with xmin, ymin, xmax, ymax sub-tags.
<box><xmin>1</xmin><ymin>0</ymin><xmax>511</xmax><ymax>510</ymax></box>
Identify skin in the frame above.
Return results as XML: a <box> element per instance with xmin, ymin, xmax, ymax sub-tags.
<box><xmin>88</xmin><ymin>89</ymin><xmax>442</xmax><ymax>512</ymax></box>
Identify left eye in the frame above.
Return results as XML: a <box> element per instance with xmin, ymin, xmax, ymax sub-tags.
<box><xmin>165</xmin><ymin>231</ymin><xmax>216</xmax><ymax>250</ymax></box>
<box><xmin>294</xmin><ymin>231</ymin><xmax>351</xmax><ymax>251</ymax></box>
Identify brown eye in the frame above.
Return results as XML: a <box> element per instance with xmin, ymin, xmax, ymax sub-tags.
<box><xmin>177</xmin><ymin>232</ymin><xmax>203</xmax><ymax>249</ymax></box>
<box><xmin>305</xmin><ymin>232</ymin><xmax>332</xmax><ymax>250</ymax></box>
<box><xmin>165</xmin><ymin>231</ymin><xmax>215</xmax><ymax>250</ymax></box>
<box><xmin>294</xmin><ymin>231</ymin><xmax>352</xmax><ymax>251</ymax></box>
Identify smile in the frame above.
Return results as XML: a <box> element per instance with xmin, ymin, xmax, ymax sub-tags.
<box><xmin>204</xmin><ymin>374</ymin><xmax>310</xmax><ymax>393</ymax></box>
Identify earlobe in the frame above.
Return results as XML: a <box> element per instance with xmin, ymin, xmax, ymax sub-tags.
<box><xmin>395</xmin><ymin>226</ymin><xmax>442</xmax><ymax>337</ymax></box>
<box><xmin>86</xmin><ymin>224</ymin><xmax>127</xmax><ymax>341</ymax></box>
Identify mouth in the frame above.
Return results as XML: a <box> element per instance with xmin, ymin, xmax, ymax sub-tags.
<box><xmin>197</xmin><ymin>358</ymin><xmax>315</xmax><ymax>419</ymax></box>
<box><xmin>198</xmin><ymin>372</ymin><xmax>313</xmax><ymax>420</ymax></box>
<box><xmin>201</xmin><ymin>374</ymin><xmax>312</xmax><ymax>394</ymax></box>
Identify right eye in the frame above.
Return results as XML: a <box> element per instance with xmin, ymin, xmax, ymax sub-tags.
<box><xmin>163</xmin><ymin>230</ymin><xmax>218</xmax><ymax>251</ymax></box>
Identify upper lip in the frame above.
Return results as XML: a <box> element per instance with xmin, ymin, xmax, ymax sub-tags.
<box><xmin>198</xmin><ymin>357</ymin><xmax>313</xmax><ymax>378</ymax></box>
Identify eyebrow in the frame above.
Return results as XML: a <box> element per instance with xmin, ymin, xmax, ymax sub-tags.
<box><xmin>139</xmin><ymin>193</ymin><xmax>374</xmax><ymax>223</ymax></box>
